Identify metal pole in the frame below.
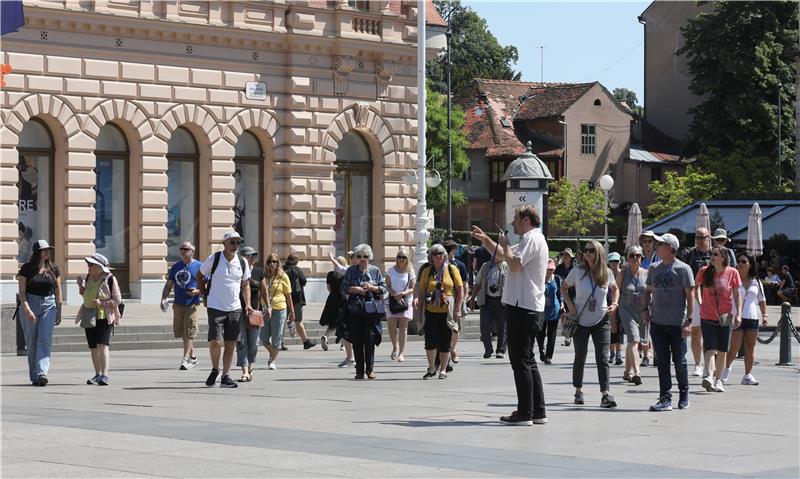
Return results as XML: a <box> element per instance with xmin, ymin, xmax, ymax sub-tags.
<box><xmin>413</xmin><ymin>0</ymin><xmax>429</xmax><ymax>271</ymax></box>
<box><xmin>539</xmin><ymin>46</ymin><xmax>544</xmax><ymax>82</ymax></box>
<box><xmin>446</xmin><ymin>26</ymin><xmax>453</xmax><ymax>238</ymax></box>
<box><xmin>777</xmin><ymin>81</ymin><xmax>782</xmax><ymax>187</ymax></box>
<box><xmin>776</xmin><ymin>302</ymin><xmax>794</xmax><ymax>366</ymax></box>
<box><xmin>604</xmin><ymin>190</ymin><xmax>610</xmax><ymax>251</ymax></box>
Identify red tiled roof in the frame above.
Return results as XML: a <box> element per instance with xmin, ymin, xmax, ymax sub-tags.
<box><xmin>515</xmin><ymin>83</ymin><xmax>597</xmax><ymax>120</ymax></box>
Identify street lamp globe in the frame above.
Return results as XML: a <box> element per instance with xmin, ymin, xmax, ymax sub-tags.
<box><xmin>599</xmin><ymin>174</ymin><xmax>614</xmax><ymax>192</ymax></box>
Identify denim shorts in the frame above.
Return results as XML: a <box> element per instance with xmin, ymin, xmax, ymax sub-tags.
<box><xmin>738</xmin><ymin>318</ymin><xmax>760</xmax><ymax>332</ymax></box>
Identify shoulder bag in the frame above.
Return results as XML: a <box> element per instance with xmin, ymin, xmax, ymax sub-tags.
<box><xmin>562</xmin><ymin>272</ymin><xmax>597</xmax><ymax>338</ymax></box>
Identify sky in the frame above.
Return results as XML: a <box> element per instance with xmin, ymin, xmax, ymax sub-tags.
<box><xmin>468</xmin><ymin>1</ymin><xmax>650</xmax><ymax>105</ymax></box>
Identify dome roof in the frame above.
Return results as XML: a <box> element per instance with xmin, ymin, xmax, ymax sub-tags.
<box><xmin>502</xmin><ymin>141</ymin><xmax>554</xmax><ymax>181</ymax></box>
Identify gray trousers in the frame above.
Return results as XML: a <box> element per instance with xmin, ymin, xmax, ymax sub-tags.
<box><xmin>236</xmin><ymin>312</ymin><xmax>260</xmax><ymax>368</ymax></box>
<box><xmin>480</xmin><ymin>296</ymin><xmax>508</xmax><ymax>354</ymax></box>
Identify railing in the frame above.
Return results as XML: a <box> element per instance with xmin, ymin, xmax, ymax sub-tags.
<box><xmin>352</xmin><ymin>16</ymin><xmax>381</xmax><ymax>35</ymax></box>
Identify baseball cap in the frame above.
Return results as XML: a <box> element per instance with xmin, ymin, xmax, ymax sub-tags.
<box><xmin>607</xmin><ymin>252</ymin><xmax>621</xmax><ymax>263</ymax></box>
<box><xmin>32</xmin><ymin>240</ymin><xmax>54</xmax><ymax>252</ymax></box>
<box><xmin>222</xmin><ymin>231</ymin><xmax>242</xmax><ymax>242</ymax></box>
<box><xmin>239</xmin><ymin>246</ymin><xmax>257</xmax><ymax>256</ymax></box>
<box><xmin>653</xmin><ymin>233</ymin><xmax>680</xmax><ymax>251</ymax></box>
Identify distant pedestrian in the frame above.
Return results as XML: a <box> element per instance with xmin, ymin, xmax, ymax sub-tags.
<box><xmin>77</xmin><ymin>253</ymin><xmax>122</xmax><ymax>386</ymax></box>
<box><xmin>17</xmin><ymin>240</ymin><xmax>62</xmax><ymax>386</ymax></box>
<box><xmin>562</xmin><ymin>240</ymin><xmax>619</xmax><ymax>409</ymax></box>
<box><xmin>638</xmin><ymin>231</ymin><xmax>660</xmax><ymax>367</ymax></box>
<box><xmin>710</xmin><ymin>229</ymin><xmax>737</xmax><ymax>267</ymax></box>
<box><xmin>236</xmin><ymin>246</ymin><xmax>263</xmax><ymax>382</ymax></box>
<box><xmin>696</xmin><ymin>245</ymin><xmax>742</xmax><ymax>393</ymax></box>
<box><xmin>472</xmin><ymin>205</ymin><xmax>549</xmax><ymax>426</ymax></box>
<box><xmin>443</xmin><ymin>240</ymin><xmax>468</xmax><ymax>365</ymax></box>
<box><xmin>617</xmin><ymin>246</ymin><xmax>647</xmax><ymax>385</ymax></box>
<box><xmin>536</xmin><ymin>259</ymin><xmax>562</xmax><ymax>365</ymax></box>
<box><xmin>776</xmin><ymin>265</ymin><xmax>796</xmax><ymax>304</ymax></box>
<box><xmin>607</xmin><ymin>252</ymin><xmax>624</xmax><ymax>366</ymax></box>
<box><xmin>723</xmin><ymin>253</ymin><xmax>767</xmax><ymax>386</ymax></box>
<box><xmin>260</xmin><ymin>252</ymin><xmax>294</xmax><ymax>370</ymax></box>
<box><xmin>284</xmin><ymin>254</ymin><xmax>318</xmax><ymax>350</ymax></box>
<box><xmin>385</xmin><ymin>247</ymin><xmax>416</xmax><ymax>362</ymax></box>
<box><xmin>644</xmin><ymin>233</ymin><xmax>695</xmax><ymax>411</ymax></box>
<box><xmin>161</xmin><ymin>241</ymin><xmax>202</xmax><ymax>370</ymax></box>
<box><xmin>341</xmin><ymin>244</ymin><xmax>387</xmax><ymax>380</ymax></box>
<box><xmin>555</xmin><ymin>248</ymin><xmax>575</xmax><ymax>347</ymax></box>
<box><xmin>683</xmin><ymin>227</ymin><xmax>712</xmax><ymax>377</ymax></box>
<box><xmin>197</xmin><ymin>231</ymin><xmax>253</xmax><ymax>388</ymax></box>
<box><xmin>470</xmin><ymin>252</ymin><xmax>509</xmax><ymax>359</ymax></box>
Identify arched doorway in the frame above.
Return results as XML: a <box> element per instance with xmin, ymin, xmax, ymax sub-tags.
<box><xmin>233</xmin><ymin>131</ymin><xmax>263</xmax><ymax>254</ymax></box>
<box><xmin>334</xmin><ymin>131</ymin><xmax>372</xmax><ymax>254</ymax></box>
<box><xmin>94</xmin><ymin>123</ymin><xmax>130</xmax><ymax>291</ymax></box>
<box><xmin>166</xmin><ymin>127</ymin><xmax>199</xmax><ymax>263</ymax></box>
<box><xmin>16</xmin><ymin>119</ymin><xmax>53</xmax><ymax>263</ymax></box>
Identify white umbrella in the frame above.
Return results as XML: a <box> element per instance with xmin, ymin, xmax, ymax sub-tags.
<box><xmin>696</xmin><ymin>202</ymin><xmax>710</xmax><ymax>232</ymax></box>
<box><xmin>746</xmin><ymin>202</ymin><xmax>763</xmax><ymax>257</ymax></box>
<box><xmin>626</xmin><ymin>203</ymin><xmax>642</xmax><ymax>250</ymax></box>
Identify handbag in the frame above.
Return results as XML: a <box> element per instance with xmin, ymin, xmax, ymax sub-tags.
<box><xmin>78</xmin><ymin>307</ymin><xmax>97</xmax><ymax>329</ymax></box>
<box><xmin>718</xmin><ymin>313</ymin><xmax>733</xmax><ymax>327</ymax></box>
<box><xmin>562</xmin><ymin>275</ymin><xmax>596</xmax><ymax>338</ymax></box>
<box><xmin>364</xmin><ymin>298</ymin><xmax>386</xmax><ymax>315</ymax></box>
<box><xmin>247</xmin><ymin>309</ymin><xmax>264</xmax><ymax>328</ymax></box>
<box><xmin>446</xmin><ymin>297</ymin><xmax>459</xmax><ymax>332</ymax></box>
<box><xmin>388</xmin><ymin>296</ymin><xmax>408</xmax><ymax>314</ymax></box>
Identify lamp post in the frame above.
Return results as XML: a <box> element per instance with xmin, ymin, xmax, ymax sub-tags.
<box><xmin>777</xmin><ymin>81</ymin><xmax>782</xmax><ymax>187</ymax></box>
<box><xmin>445</xmin><ymin>22</ymin><xmax>453</xmax><ymax>238</ymax></box>
<box><xmin>413</xmin><ymin>0</ymin><xmax>429</xmax><ymax>270</ymax></box>
<box><xmin>599</xmin><ymin>174</ymin><xmax>614</xmax><ymax>251</ymax></box>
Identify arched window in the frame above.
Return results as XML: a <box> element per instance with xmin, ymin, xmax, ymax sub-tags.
<box><xmin>233</xmin><ymin>131</ymin><xmax>263</xmax><ymax>253</ymax></box>
<box><xmin>334</xmin><ymin>131</ymin><xmax>372</xmax><ymax>253</ymax></box>
<box><xmin>16</xmin><ymin>119</ymin><xmax>53</xmax><ymax>263</ymax></box>
<box><xmin>166</xmin><ymin>127</ymin><xmax>199</xmax><ymax>263</ymax></box>
<box><xmin>94</xmin><ymin>123</ymin><xmax>129</xmax><ymax>285</ymax></box>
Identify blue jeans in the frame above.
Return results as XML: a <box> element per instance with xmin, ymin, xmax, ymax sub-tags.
<box><xmin>19</xmin><ymin>294</ymin><xmax>57</xmax><ymax>382</ymax></box>
<box><xmin>260</xmin><ymin>309</ymin><xmax>287</xmax><ymax>349</ymax></box>
<box><xmin>650</xmin><ymin>323</ymin><xmax>689</xmax><ymax>401</ymax></box>
<box><xmin>236</xmin><ymin>312</ymin><xmax>260</xmax><ymax>368</ymax></box>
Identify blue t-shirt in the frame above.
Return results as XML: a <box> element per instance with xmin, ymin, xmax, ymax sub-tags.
<box><xmin>169</xmin><ymin>259</ymin><xmax>203</xmax><ymax>305</ymax></box>
<box><xmin>544</xmin><ymin>275</ymin><xmax>562</xmax><ymax>321</ymax></box>
<box><xmin>450</xmin><ymin>258</ymin><xmax>468</xmax><ymax>288</ymax></box>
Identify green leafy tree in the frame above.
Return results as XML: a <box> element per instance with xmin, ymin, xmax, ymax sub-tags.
<box><xmin>612</xmin><ymin>88</ymin><xmax>638</xmax><ymax>108</ymax></box>
<box><xmin>428</xmin><ymin>0</ymin><xmax>520</xmax><ymax>96</ymax></box>
<box><xmin>426</xmin><ymin>83</ymin><xmax>470</xmax><ymax>212</ymax></box>
<box><xmin>678</xmin><ymin>1</ymin><xmax>798</xmax><ymax>191</ymax></box>
<box><xmin>547</xmin><ymin>178</ymin><xmax>606</xmax><ymax>245</ymax></box>
<box><xmin>647</xmin><ymin>166</ymin><xmax>723</xmax><ymax>220</ymax></box>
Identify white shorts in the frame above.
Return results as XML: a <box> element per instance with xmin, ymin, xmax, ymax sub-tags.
<box><xmin>691</xmin><ymin>305</ymin><xmax>701</xmax><ymax>327</ymax></box>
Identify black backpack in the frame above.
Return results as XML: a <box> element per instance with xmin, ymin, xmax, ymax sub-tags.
<box><xmin>202</xmin><ymin>251</ymin><xmax>245</xmax><ymax>304</ymax></box>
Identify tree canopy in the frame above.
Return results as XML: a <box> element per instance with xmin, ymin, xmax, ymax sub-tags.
<box><xmin>427</xmin><ymin>0</ymin><xmax>521</xmax><ymax>96</ymax></box>
<box><xmin>678</xmin><ymin>0</ymin><xmax>798</xmax><ymax>192</ymax></box>
<box><xmin>647</xmin><ymin>166</ymin><xmax>723</xmax><ymax>220</ymax></box>
<box><xmin>547</xmin><ymin>178</ymin><xmax>606</xmax><ymax>243</ymax></box>
<box><xmin>425</xmin><ymin>83</ymin><xmax>470</xmax><ymax>212</ymax></box>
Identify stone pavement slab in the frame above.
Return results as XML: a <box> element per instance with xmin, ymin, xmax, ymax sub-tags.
<box><xmin>2</xmin><ymin>336</ymin><xmax>799</xmax><ymax>478</ymax></box>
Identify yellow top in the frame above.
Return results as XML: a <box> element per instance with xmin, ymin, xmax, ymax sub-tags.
<box><xmin>264</xmin><ymin>273</ymin><xmax>292</xmax><ymax>311</ymax></box>
<box><xmin>82</xmin><ymin>277</ymin><xmax>107</xmax><ymax>320</ymax></box>
<box><xmin>420</xmin><ymin>264</ymin><xmax>463</xmax><ymax>313</ymax></box>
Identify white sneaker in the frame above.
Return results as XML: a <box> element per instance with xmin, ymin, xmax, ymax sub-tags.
<box><xmin>741</xmin><ymin>373</ymin><xmax>759</xmax><ymax>385</ymax></box>
<box><xmin>320</xmin><ymin>335</ymin><xmax>329</xmax><ymax>351</ymax></box>
<box><xmin>179</xmin><ymin>359</ymin><xmax>189</xmax><ymax>370</ymax></box>
<box><xmin>188</xmin><ymin>357</ymin><xmax>198</xmax><ymax>369</ymax></box>
<box><xmin>693</xmin><ymin>365</ymin><xmax>703</xmax><ymax>377</ymax></box>
<box><xmin>268</xmin><ymin>362</ymin><xmax>277</xmax><ymax>370</ymax></box>
<box><xmin>721</xmin><ymin>367</ymin><xmax>731</xmax><ymax>384</ymax></box>
<box><xmin>702</xmin><ymin>376</ymin><xmax>714</xmax><ymax>392</ymax></box>
<box><xmin>338</xmin><ymin>358</ymin><xmax>355</xmax><ymax>368</ymax></box>
<box><xmin>714</xmin><ymin>379</ymin><xmax>725</xmax><ymax>392</ymax></box>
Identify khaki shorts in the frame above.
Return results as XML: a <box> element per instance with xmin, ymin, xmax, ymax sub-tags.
<box><xmin>173</xmin><ymin>304</ymin><xmax>198</xmax><ymax>339</ymax></box>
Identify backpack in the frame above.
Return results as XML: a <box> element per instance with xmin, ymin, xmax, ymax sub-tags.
<box><xmin>202</xmin><ymin>251</ymin><xmax>245</xmax><ymax>304</ymax></box>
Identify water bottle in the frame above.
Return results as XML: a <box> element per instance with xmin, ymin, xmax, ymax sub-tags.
<box><xmin>288</xmin><ymin>320</ymin><xmax>296</xmax><ymax>337</ymax></box>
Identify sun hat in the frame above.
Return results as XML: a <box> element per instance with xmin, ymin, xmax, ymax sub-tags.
<box><xmin>239</xmin><ymin>246</ymin><xmax>257</xmax><ymax>256</ymax></box>
<box><xmin>85</xmin><ymin>253</ymin><xmax>110</xmax><ymax>274</ymax></box>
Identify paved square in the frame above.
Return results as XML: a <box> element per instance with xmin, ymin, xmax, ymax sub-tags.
<box><xmin>3</xmin><ymin>335</ymin><xmax>799</xmax><ymax>478</ymax></box>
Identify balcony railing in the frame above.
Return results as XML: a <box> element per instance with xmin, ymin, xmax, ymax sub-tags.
<box><xmin>352</xmin><ymin>16</ymin><xmax>381</xmax><ymax>35</ymax></box>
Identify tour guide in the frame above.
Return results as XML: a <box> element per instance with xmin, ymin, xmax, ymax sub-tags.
<box><xmin>472</xmin><ymin>205</ymin><xmax>549</xmax><ymax>426</ymax></box>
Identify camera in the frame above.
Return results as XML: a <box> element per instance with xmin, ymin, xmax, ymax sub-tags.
<box><xmin>425</xmin><ymin>292</ymin><xmax>435</xmax><ymax>304</ymax></box>
<box><xmin>488</xmin><ymin>284</ymin><xmax>499</xmax><ymax>294</ymax></box>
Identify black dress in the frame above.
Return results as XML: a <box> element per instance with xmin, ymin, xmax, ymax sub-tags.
<box><xmin>320</xmin><ymin>270</ymin><xmax>345</xmax><ymax>329</ymax></box>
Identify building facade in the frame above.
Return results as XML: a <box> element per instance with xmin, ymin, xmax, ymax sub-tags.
<box><xmin>1</xmin><ymin>0</ymin><xmax>444</xmax><ymax>303</ymax></box>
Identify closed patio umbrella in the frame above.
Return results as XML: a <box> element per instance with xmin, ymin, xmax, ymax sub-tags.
<box><xmin>746</xmin><ymin>202</ymin><xmax>763</xmax><ymax>257</ymax></box>
<box><xmin>696</xmin><ymin>202</ymin><xmax>710</xmax><ymax>232</ymax></box>
<box><xmin>626</xmin><ymin>203</ymin><xmax>642</xmax><ymax>250</ymax></box>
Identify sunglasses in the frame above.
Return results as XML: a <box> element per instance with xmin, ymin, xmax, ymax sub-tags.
<box><xmin>179</xmin><ymin>247</ymin><xmax>193</xmax><ymax>251</ymax></box>
<box><xmin>696</xmin><ymin>235</ymin><xmax>710</xmax><ymax>240</ymax></box>
<box><xmin>583</xmin><ymin>249</ymin><xmax>596</xmax><ymax>254</ymax></box>
<box><xmin>737</xmin><ymin>259</ymin><xmax>749</xmax><ymax>264</ymax></box>
<box><xmin>431</xmin><ymin>252</ymin><xmax>444</xmax><ymax>256</ymax></box>
<box><xmin>267</xmin><ymin>260</ymin><xmax>278</xmax><ymax>264</ymax></box>
<box><xmin>711</xmin><ymin>252</ymin><xmax>722</xmax><ymax>257</ymax></box>
<box><xmin>628</xmin><ymin>254</ymin><xmax>642</xmax><ymax>259</ymax></box>
<box><xmin>356</xmin><ymin>255</ymin><xmax>368</xmax><ymax>259</ymax></box>
<box><xmin>228</xmin><ymin>240</ymin><xmax>242</xmax><ymax>245</ymax></box>
<box><xmin>397</xmin><ymin>256</ymin><xmax>408</xmax><ymax>260</ymax></box>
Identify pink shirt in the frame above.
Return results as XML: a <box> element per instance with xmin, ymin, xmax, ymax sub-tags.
<box><xmin>696</xmin><ymin>266</ymin><xmax>741</xmax><ymax>320</ymax></box>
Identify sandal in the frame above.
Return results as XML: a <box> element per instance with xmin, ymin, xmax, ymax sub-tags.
<box><xmin>237</xmin><ymin>374</ymin><xmax>250</xmax><ymax>382</ymax></box>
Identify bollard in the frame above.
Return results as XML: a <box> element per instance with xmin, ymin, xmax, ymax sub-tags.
<box><xmin>776</xmin><ymin>302</ymin><xmax>794</xmax><ymax>366</ymax></box>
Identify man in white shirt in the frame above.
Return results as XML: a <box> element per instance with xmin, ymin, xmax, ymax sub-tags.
<box><xmin>196</xmin><ymin>231</ymin><xmax>253</xmax><ymax>388</ymax></box>
<box><xmin>472</xmin><ymin>205</ymin><xmax>549</xmax><ymax>426</ymax></box>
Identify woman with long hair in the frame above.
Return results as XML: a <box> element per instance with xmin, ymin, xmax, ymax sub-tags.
<box><xmin>695</xmin><ymin>245</ymin><xmax>742</xmax><ymax>392</ymax></box>
<box><xmin>562</xmin><ymin>239</ymin><xmax>620</xmax><ymax>408</ymax></box>
<box><xmin>17</xmin><ymin>240</ymin><xmax>62</xmax><ymax>386</ymax></box>
<box><xmin>616</xmin><ymin>245</ymin><xmax>647</xmax><ymax>386</ymax></box>
<box><xmin>259</xmin><ymin>252</ymin><xmax>295</xmax><ymax>370</ymax></box>
<box><xmin>722</xmin><ymin>253</ymin><xmax>767</xmax><ymax>386</ymax></box>
<box><xmin>385</xmin><ymin>247</ymin><xmax>416</xmax><ymax>362</ymax></box>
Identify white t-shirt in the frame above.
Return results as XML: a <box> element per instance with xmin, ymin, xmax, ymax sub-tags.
<box><xmin>566</xmin><ymin>266</ymin><xmax>615</xmax><ymax>327</ymax></box>
<box><xmin>501</xmin><ymin>228</ymin><xmax>548</xmax><ymax>312</ymax></box>
<box><xmin>387</xmin><ymin>266</ymin><xmax>415</xmax><ymax>303</ymax></box>
<box><xmin>200</xmin><ymin>252</ymin><xmax>251</xmax><ymax>312</ymax></box>
<box><xmin>738</xmin><ymin>278</ymin><xmax>765</xmax><ymax>320</ymax></box>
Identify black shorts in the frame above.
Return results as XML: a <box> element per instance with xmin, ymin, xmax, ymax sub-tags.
<box><xmin>423</xmin><ymin>311</ymin><xmax>452</xmax><ymax>352</ymax></box>
<box><xmin>294</xmin><ymin>303</ymin><xmax>304</xmax><ymax>323</ymax></box>
<box><xmin>85</xmin><ymin>320</ymin><xmax>113</xmax><ymax>349</ymax></box>
<box><xmin>738</xmin><ymin>318</ymin><xmax>760</xmax><ymax>332</ymax></box>
<box><xmin>207</xmin><ymin>308</ymin><xmax>241</xmax><ymax>342</ymax></box>
<box><xmin>701</xmin><ymin>319</ymin><xmax>732</xmax><ymax>352</ymax></box>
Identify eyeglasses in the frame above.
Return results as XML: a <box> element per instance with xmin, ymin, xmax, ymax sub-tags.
<box><xmin>431</xmin><ymin>252</ymin><xmax>444</xmax><ymax>256</ymax></box>
<box><xmin>583</xmin><ymin>249</ymin><xmax>596</xmax><ymax>254</ymax></box>
<box><xmin>397</xmin><ymin>256</ymin><xmax>407</xmax><ymax>260</ymax></box>
<box><xmin>737</xmin><ymin>259</ymin><xmax>749</xmax><ymax>264</ymax></box>
<box><xmin>179</xmin><ymin>247</ymin><xmax>193</xmax><ymax>251</ymax></box>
